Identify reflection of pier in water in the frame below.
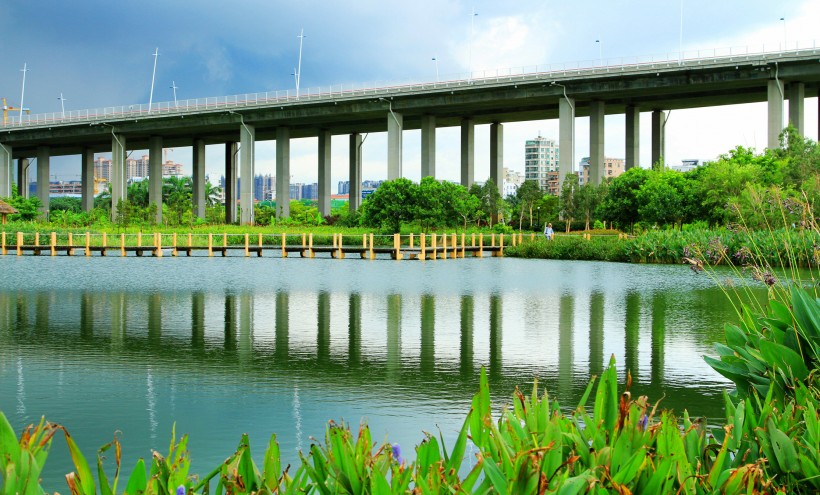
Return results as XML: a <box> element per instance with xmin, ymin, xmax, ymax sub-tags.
<box><xmin>0</xmin><ymin>288</ymin><xmax>709</xmax><ymax>407</ymax></box>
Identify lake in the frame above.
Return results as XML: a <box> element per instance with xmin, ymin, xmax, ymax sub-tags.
<box><xmin>0</xmin><ymin>255</ymin><xmax>754</xmax><ymax>489</ymax></box>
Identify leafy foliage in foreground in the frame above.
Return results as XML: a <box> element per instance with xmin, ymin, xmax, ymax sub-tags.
<box><xmin>3</xmin><ymin>354</ymin><xmax>818</xmax><ymax>494</ymax></box>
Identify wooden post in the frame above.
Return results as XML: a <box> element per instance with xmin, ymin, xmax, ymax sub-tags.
<box><xmin>282</xmin><ymin>233</ymin><xmax>287</xmax><ymax>258</ymax></box>
<box><xmin>51</xmin><ymin>232</ymin><xmax>56</xmax><ymax>256</ymax></box>
<box><xmin>308</xmin><ymin>233</ymin><xmax>315</xmax><ymax>258</ymax></box>
<box><xmin>451</xmin><ymin>233</ymin><xmax>457</xmax><ymax>259</ymax></box>
<box><xmin>369</xmin><ymin>233</ymin><xmax>375</xmax><ymax>260</ymax></box>
<box><xmin>137</xmin><ymin>231</ymin><xmax>142</xmax><ymax>248</ymax></box>
<box><xmin>531</xmin><ymin>232</ymin><xmax>535</xmax><ymax>241</ymax></box>
<box><xmin>222</xmin><ymin>233</ymin><xmax>227</xmax><ymax>257</ymax></box>
<box><xmin>471</xmin><ymin>233</ymin><xmax>476</xmax><ymax>247</ymax></box>
<box><xmin>245</xmin><ymin>233</ymin><xmax>250</xmax><ymax>257</ymax></box>
<box><xmin>86</xmin><ymin>232</ymin><xmax>91</xmax><ymax>257</ymax></box>
<box><xmin>102</xmin><ymin>232</ymin><xmax>107</xmax><ymax>257</ymax></box>
<box><xmin>512</xmin><ymin>233</ymin><xmax>517</xmax><ymax>247</ymax></box>
<box><xmin>442</xmin><ymin>233</ymin><xmax>448</xmax><ymax>259</ymax></box>
<box><xmin>392</xmin><ymin>233</ymin><xmax>403</xmax><ymax>260</ymax></box>
<box><xmin>302</xmin><ymin>233</ymin><xmax>307</xmax><ymax>257</ymax></box>
<box><xmin>172</xmin><ymin>233</ymin><xmax>178</xmax><ymax>257</ymax></box>
<box><xmin>120</xmin><ymin>233</ymin><xmax>126</xmax><ymax>257</ymax></box>
<box><xmin>431</xmin><ymin>232</ymin><xmax>437</xmax><ymax>260</ymax></box>
<box><xmin>337</xmin><ymin>233</ymin><xmax>344</xmax><ymax>259</ymax></box>
<box><xmin>419</xmin><ymin>233</ymin><xmax>426</xmax><ymax>260</ymax></box>
<box><xmin>361</xmin><ymin>233</ymin><xmax>367</xmax><ymax>259</ymax></box>
<box><xmin>68</xmin><ymin>232</ymin><xmax>74</xmax><ymax>256</ymax></box>
<box><xmin>35</xmin><ymin>232</ymin><xmax>40</xmax><ymax>250</ymax></box>
<box><xmin>332</xmin><ymin>233</ymin><xmax>337</xmax><ymax>249</ymax></box>
<box><xmin>478</xmin><ymin>233</ymin><xmax>484</xmax><ymax>257</ymax></box>
<box><xmin>460</xmin><ymin>232</ymin><xmax>466</xmax><ymax>258</ymax></box>
<box><xmin>0</xmin><ymin>231</ymin><xmax>5</xmax><ymax>256</ymax></box>
<box><xmin>409</xmin><ymin>233</ymin><xmax>414</xmax><ymax>248</ymax></box>
<box><xmin>16</xmin><ymin>232</ymin><xmax>22</xmax><ymax>256</ymax></box>
<box><xmin>519</xmin><ymin>232</ymin><xmax>523</xmax><ymax>244</ymax></box>
<box><xmin>491</xmin><ymin>233</ymin><xmax>496</xmax><ymax>258</ymax></box>
<box><xmin>208</xmin><ymin>233</ymin><xmax>213</xmax><ymax>257</ymax></box>
<box><xmin>497</xmin><ymin>234</ymin><xmax>504</xmax><ymax>257</ymax></box>
<box><xmin>155</xmin><ymin>232</ymin><xmax>163</xmax><ymax>257</ymax></box>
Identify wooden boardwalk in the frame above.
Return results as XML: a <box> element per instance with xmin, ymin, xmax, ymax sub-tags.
<box><xmin>0</xmin><ymin>231</ymin><xmax>545</xmax><ymax>259</ymax></box>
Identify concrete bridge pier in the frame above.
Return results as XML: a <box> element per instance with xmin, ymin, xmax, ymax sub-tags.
<box><xmin>81</xmin><ymin>149</ymin><xmax>94</xmax><ymax>212</ymax></box>
<box><xmin>489</xmin><ymin>295</ymin><xmax>502</xmax><ymax>380</ymax></box>
<box><xmin>36</xmin><ymin>146</ymin><xmax>50</xmax><ymax>217</ymax></box>
<box><xmin>275</xmin><ymin>127</ymin><xmax>290</xmax><ymax>219</ymax></box>
<box><xmin>348</xmin><ymin>293</ymin><xmax>362</xmax><ymax>366</ymax></box>
<box><xmin>588</xmin><ymin>292</ymin><xmax>605</xmax><ymax>378</ymax></box>
<box><xmin>589</xmin><ymin>101</ymin><xmax>605</xmax><ymax>184</ymax></box>
<box><xmin>317</xmin><ymin>292</ymin><xmax>330</xmax><ymax>363</ymax></box>
<box><xmin>17</xmin><ymin>158</ymin><xmax>29</xmax><ymax>198</ymax></box>
<box><xmin>317</xmin><ymin>130</ymin><xmax>331</xmax><ymax>216</ymax></box>
<box><xmin>767</xmin><ymin>79</ymin><xmax>784</xmax><ymax>149</ymax></box>
<box><xmin>460</xmin><ymin>118</ymin><xmax>474</xmax><ymax>187</ymax></box>
<box><xmin>420</xmin><ymin>295</ymin><xmax>435</xmax><ymax>374</ymax></box>
<box><xmin>387</xmin><ymin>111</ymin><xmax>403</xmax><ymax>180</ymax></box>
<box><xmin>110</xmin><ymin>134</ymin><xmax>127</xmax><ymax>220</ymax></box>
<box><xmin>192</xmin><ymin>139</ymin><xmax>206</xmax><ymax>220</ymax></box>
<box><xmin>625</xmin><ymin>106</ymin><xmax>640</xmax><ymax>170</ymax></box>
<box><xmin>386</xmin><ymin>293</ymin><xmax>402</xmax><ymax>379</ymax></box>
<box><xmin>459</xmin><ymin>295</ymin><xmax>474</xmax><ymax>377</ymax></box>
<box><xmin>421</xmin><ymin>115</ymin><xmax>436</xmax><ymax>178</ymax></box>
<box><xmin>651</xmin><ymin>110</ymin><xmax>666</xmax><ymax>167</ymax></box>
<box><xmin>349</xmin><ymin>133</ymin><xmax>362</xmax><ymax>212</ymax></box>
<box><xmin>239</xmin><ymin>123</ymin><xmax>255</xmax><ymax>224</ymax></box>
<box><xmin>0</xmin><ymin>143</ymin><xmax>11</xmax><ymax>198</ymax></box>
<box><xmin>788</xmin><ymin>82</ymin><xmax>805</xmax><ymax>136</ymax></box>
<box><xmin>275</xmin><ymin>291</ymin><xmax>289</xmax><ymax>360</ymax></box>
<box><xmin>224</xmin><ymin>142</ymin><xmax>237</xmax><ymax>223</ymax></box>
<box><xmin>489</xmin><ymin>122</ymin><xmax>503</xmax><ymax>195</ymax></box>
<box><xmin>149</xmin><ymin>136</ymin><xmax>163</xmax><ymax>224</ymax></box>
<box><xmin>558</xmin><ymin>97</ymin><xmax>575</xmax><ymax>186</ymax></box>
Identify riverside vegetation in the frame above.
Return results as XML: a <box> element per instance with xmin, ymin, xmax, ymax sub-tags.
<box><xmin>3</xmin><ymin>202</ymin><xmax>820</xmax><ymax>492</ymax></box>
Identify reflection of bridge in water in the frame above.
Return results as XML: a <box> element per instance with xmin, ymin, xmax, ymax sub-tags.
<box><xmin>0</xmin><ymin>288</ymin><xmax>722</xmax><ymax>415</ymax></box>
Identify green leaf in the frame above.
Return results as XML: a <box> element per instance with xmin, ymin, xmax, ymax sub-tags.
<box><xmin>758</xmin><ymin>340</ymin><xmax>809</xmax><ymax>380</ymax></box>
<box><xmin>767</xmin><ymin>418</ymin><xmax>799</xmax><ymax>473</ymax></box>
<box><xmin>124</xmin><ymin>459</ymin><xmax>147</xmax><ymax>495</ymax></box>
<box><xmin>64</xmin><ymin>429</ymin><xmax>96</xmax><ymax>495</ymax></box>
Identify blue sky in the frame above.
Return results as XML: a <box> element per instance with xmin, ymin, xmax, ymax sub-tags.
<box><xmin>1</xmin><ymin>0</ymin><xmax>818</xmax><ymax>188</ymax></box>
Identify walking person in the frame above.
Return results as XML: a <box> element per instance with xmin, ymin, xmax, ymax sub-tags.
<box><xmin>544</xmin><ymin>222</ymin><xmax>554</xmax><ymax>241</ymax></box>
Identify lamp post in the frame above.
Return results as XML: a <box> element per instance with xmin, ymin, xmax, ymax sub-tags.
<box><xmin>170</xmin><ymin>81</ymin><xmax>178</xmax><ymax>106</ymax></box>
<box><xmin>19</xmin><ymin>63</ymin><xmax>29</xmax><ymax>122</ymax></box>
<box><xmin>58</xmin><ymin>93</ymin><xmax>67</xmax><ymax>118</ymax></box>
<box><xmin>148</xmin><ymin>48</ymin><xmax>159</xmax><ymax>113</ymax></box>
<box><xmin>595</xmin><ymin>39</ymin><xmax>602</xmax><ymax>66</ymax></box>
<box><xmin>432</xmin><ymin>56</ymin><xmax>439</xmax><ymax>82</ymax></box>
<box><xmin>468</xmin><ymin>8</ymin><xmax>477</xmax><ymax>81</ymax></box>
<box><xmin>780</xmin><ymin>17</ymin><xmax>787</xmax><ymax>49</ymax></box>
<box><xmin>295</xmin><ymin>28</ymin><xmax>305</xmax><ymax>97</ymax></box>
<box><xmin>679</xmin><ymin>0</ymin><xmax>684</xmax><ymax>63</ymax></box>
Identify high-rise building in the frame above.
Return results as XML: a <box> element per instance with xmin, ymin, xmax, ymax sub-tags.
<box><xmin>290</xmin><ymin>183</ymin><xmax>303</xmax><ymax>201</ymax></box>
<box><xmin>578</xmin><ymin>157</ymin><xmax>625</xmax><ymax>185</ymax></box>
<box><xmin>338</xmin><ymin>181</ymin><xmax>350</xmax><ymax>195</ymax></box>
<box><xmin>301</xmin><ymin>183</ymin><xmax>318</xmax><ymax>200</ymax></box>
<box><xmin>503</xmin><ymin>167</ymin><xmax>524</xmax><ymax>198</ymax></box>
<box><xmin>93</xmin><ymin>155</ymin><xmax>184</xmax><ymax>182</ymax></box>
<box><xmin>524</xmin><ymin>136</ymin><xmax>559</xmax><ymax>193</ymax></box>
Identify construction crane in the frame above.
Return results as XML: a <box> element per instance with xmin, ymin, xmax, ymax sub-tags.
<box><xmin>2</xmin><ymin>97</ymin><xmax>30</xmax><ymax>124</ymax></box>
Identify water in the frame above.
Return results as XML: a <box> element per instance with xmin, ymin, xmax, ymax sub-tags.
<box><xmin>0</xmin><ymin>255</ymin><xmax>756</xmax><ymax>489</ymax></box>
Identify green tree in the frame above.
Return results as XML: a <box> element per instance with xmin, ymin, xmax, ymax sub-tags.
<box><xmin>559</xmin><ymin>173</ymin><xmax>580</xmax><ymax>232</ymax></box>
<box><xmin>359</xmin><ymin>178</ymin><xmax>417</xmax><ymax>233</ymax></box>
<box><xmin>163</xmin><ymin>176</ymin><xmax>193</xmax><ymax>226</ymax></box>
<box><xmin>636</xmin><ymin>170</ymin><xmax>688</xmax><ymax>228</ymax></box>
<box><xmin>597</xmin><ymin>167</ymin><xmax>651</xmax><ymax>233</ymax></box>
<box><xmin>450</xmin><ymin>183</ymin><xmax>480</xmax><ymax>229</ymax></box>
<box><xmin>49</xmin><ymin>196</ymin><xmax>82</xmax><ymax>213</ymax></box>
<box><xmin>515</xmin><ymin>180</ymin><xmax>543</xmax><ymax>229</ymax></box>
<box><xmin>414</xmin><ymin>176</ymin><xmax>446</xmax><ymax>231</ymax></box>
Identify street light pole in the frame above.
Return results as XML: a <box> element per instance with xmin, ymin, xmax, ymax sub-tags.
<box><xmin>780</xmin><ymin>17</ymin><xmax>787</xmax><ymax>49</ymax></box>
<box><xmin>148</xmin><ymin>48</ymin><xmax>159</xmax><ymax>113</ymax></box>
<box><xmin>596</xmin><ymin>39</ymin><xmax>602</xmax><ymax>66</ymax></box>
<box><xmin>296</xmin><ymin>28</ymin><xmax>305</xmax><ymax>97</ymax></box>
<box><xmin>679</xmin><ymin>0</ymin><xmax>684</xmax><ymax>63</ymax></box>
<box><xmin>19</xmin><ymin>63</ymin><xmax>29</xmax><ymax>122</ymax></box>
<box><xmin>432</xmin><ymin>56</ymin><xmax>439</xmax><ymax>82</ymax></box>
<box><xmin>468</xmin><ymin>8</ymin><xmax>477</xmax><ymax>81</ymax></box>
<box><xmin>170</xmin><ymin>81</ymin><xmax>178</xmax><ymax>106</ymax></box>
<box><xmin>58</xmin><ymin>93</ymin><xmax>67</xmax><ymax>118</ymax></box>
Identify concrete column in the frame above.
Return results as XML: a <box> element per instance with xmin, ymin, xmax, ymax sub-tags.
<box><xmin>625</xmin><ymin>106</ymin><xmax>640</xmax><ymax>170</ymax></box>
<box><xmin>317</xmin><ymin>130</ymin><xmax>331</xmax><ymax>216</ymax></box>
<box><xmin>420</xmin><ymin>295</ymin><xmax>435</xmax><ymax>374</ymax></box>
<box><xmin>111</xmin><ymin>134</ymin><xmax>126</xmax><ymax>220</ymax></box>
<box><xmin>589</xmin><ymin>101</ymin><xmax>605</xmax><ymax>185</ymax></box>
<box><xmin>387</xmin><ymin>111</ymin><xmax>403</xmax><ymax>180</ymax></box>
<box><xmin>460</xmin><ymin>118</ymin><xmax>474</xmax><ymax>187</ymax></box>
<box><xmin>275</xmin><ymin>126</ymin><xmax>290</xmax><ymax>218</ymax></box>
<box><xmin>17</xmin><ymin>158</ymin><xmax>29</xmax><ymax>198</ymax></box>
<box><xmin>421</xmin><ymin>115</ymin><xmax>436</xmax><ymax>178</ymax></box>
<box><xmin>239</xmin><ymin>123</ymin><xmax>255</xmax><ymax>225</ymax></box>
<box><xmin>0</xmin><ymin>144</ymin><xmax>11</xmax><ymax>198</ymax></box>
<box><xmin>788</xmin><ymin>82</ymin><xmax>805</xmax><ymax>136</ymax></box>
<box><xmin>558</xmin><ymin>97</ymin><xmax>575</xmax><ymax>187</ymax></box>
<box><xmin>81</xmin><ymin>149</ymin><xmax>94</xmax><ymax>212</ymax></box>
<box><xmin>489</xmin><ymin>122</ymin><xmax>503</xmax><ymax>195</ymax></box>
<box><xmin>767</xmin><ymin>79</ymin><xmax>785</xmax><ymax>150</ymax></box>
<box><xmin>148</xmin><ymin>136</ymin><xmax>163</xmax><ymax>224</ymax></box>
<box><xmin>349</xmin><ymin>133</ymin><xmax>362</xmax><ymax>212</ymax></box>
<box><xmin>651</xmin><ymin>110</ymin><xmax>666</xmax><ymax>167</ymax></box>
<box><xmin>36</xmin><ymin>146</ymin><xmax>51</xmax><ymax>216</ymax></box>
<box><xmin>192</xmin><ymin>139</ymin><xmax>206</xmax><ymax>220</ymax></box>
<box><xmin>224</xmin><ymin>142</ymin><xmax>237</xmax><ymax>223</ymax></box>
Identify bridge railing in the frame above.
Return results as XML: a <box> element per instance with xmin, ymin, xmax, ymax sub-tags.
<box><xmin>2</xmin><ymin>40</ymin><xmax>818</xmax><ymax>129</ymax></box>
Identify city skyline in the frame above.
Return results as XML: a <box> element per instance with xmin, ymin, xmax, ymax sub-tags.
<box><xmin>2</xmin><ymin>0</ymin><xmax>818</xmax><ymax>186</ymax></box>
